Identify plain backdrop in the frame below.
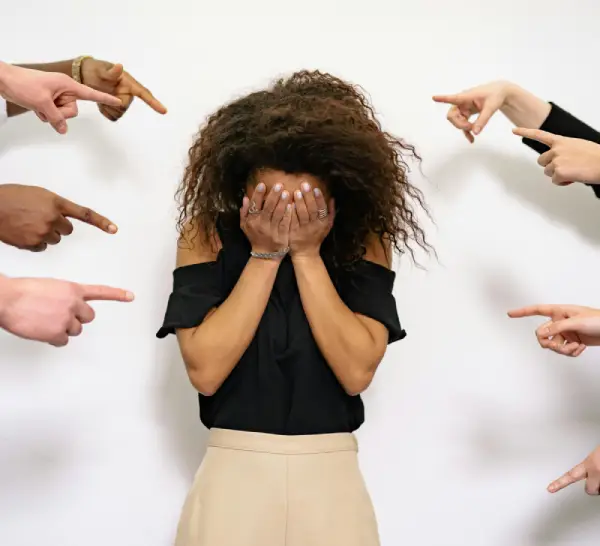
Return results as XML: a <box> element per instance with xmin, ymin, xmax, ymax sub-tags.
<box><xmin>2</xmin><ymin>1</ymin><xmax>600</xmax><ymax>545</ymax></box>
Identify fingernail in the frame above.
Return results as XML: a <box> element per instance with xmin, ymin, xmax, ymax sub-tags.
<box><xmin>257</xmin><ymin>183</ymin><xmax>265</xmax><ymax>192</ymax></box>
<box><xmin>107</xmin><ymin>224</ymin><xmax>118</xmax><ymax>234</ymax></box>
<box><xmin>125</xmin><ymin>291</ymin><xmax>135</xmax><ymax>301</ymax></box>
<box><xmin>274</xmin><ymin>183</ymin><xmax>282</xmax><ymax>192</ymax></box>
<box><xmin>314</xmin><ymin>188</ymin><xmax>321</xmax><ymax>196</ymax></box>
<box><xmin>57</xmin><ymin>121</ymin><xmax>67</xmax><ymax>134</ymax></box>
<box><xmin>295</xmin><ymin>190</ymin><xmax>302</xmax><ymax>199</ymax></box>
<box><xmin>281</xmin><ymin>191</ymin><xmax>289</xmax><ymax>199</ymax></box>
<box><xmin>473</xmin><ymin>126</ymin><xmax>481</xmax><ymax>135</ymax></box>
<box><xmin>302</xmin><ymin>182</ymin><xmax>311</xmax><ymax>192</ymax></box>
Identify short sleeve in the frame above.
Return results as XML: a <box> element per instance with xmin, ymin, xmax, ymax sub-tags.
<box><xmin>156</xmin><ymin>260</ymin><xmax>225</xmax><ymax>339</ymax></box>
<box><xmin>337</xmin><ymin>260</ymin><xmax>406</xmax><ymax>344</ymax></box>
<box><xmin>0</xmin><ymin>97</ymin><xmax>7</xmax><ymax>128</ymax></box>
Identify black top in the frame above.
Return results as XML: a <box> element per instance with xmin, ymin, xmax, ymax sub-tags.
<box><xmin>521</xmin><ymin>102</ymin><xmax>600</xmax><ymax>198</ymax></box>
<box><xmin>157</xmin><ymin>217</ymin><xmax>405</xmax><ymax>435</ymax></box>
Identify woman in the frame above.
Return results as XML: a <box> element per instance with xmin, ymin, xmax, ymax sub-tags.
<box><xmin>156</xmin><ymin>70</ymin><xmax>430</xmax><ymax>546</ymax></box>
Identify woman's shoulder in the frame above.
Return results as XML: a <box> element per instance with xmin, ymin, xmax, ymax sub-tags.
<box><xmin>176</xmin><ymin>218</ymin><xmax>222</xmax><ymax>269</ymax></box>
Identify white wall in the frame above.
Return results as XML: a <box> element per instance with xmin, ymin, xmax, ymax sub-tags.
<box><xmin>2</xmin><ymin>2</ymin><xmax>600</xmax><ymax>545</ymax></box>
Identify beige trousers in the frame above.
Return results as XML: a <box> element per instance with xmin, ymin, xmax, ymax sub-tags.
<box><xmin>175</xmin><ymin>428</ymin><xmax>380</xmax><ymax>546</ymax></box>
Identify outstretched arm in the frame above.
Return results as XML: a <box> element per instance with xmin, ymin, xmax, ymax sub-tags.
<box><xmin>5</xmin><ymin>60</ymin><xmax>75</xmax><ymax>117</ymax></box>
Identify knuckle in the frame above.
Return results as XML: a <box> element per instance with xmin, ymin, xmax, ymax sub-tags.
<box><xmin>81</xmin><ymin>208</ymin><xmax>93</xmax><ymax>223</ymax></box>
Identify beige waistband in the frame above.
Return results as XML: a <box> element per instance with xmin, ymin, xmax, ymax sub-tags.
<box><xmin>207</xmin><ymin>428</ymin><xmax>358</xmax><ymax>455</ymax></box>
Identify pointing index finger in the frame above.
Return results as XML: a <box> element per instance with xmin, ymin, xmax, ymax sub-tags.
<box><xmin>126</xmin><ymin>74</ymin><xmax>167</xmax><ymax>114</ymax></box>
<box><xmin>512</xmin><ymin>127</ymin><xmax>557</xmax><ymax>146</ymax></box>
<box><xmin>81</xmin><ymin>284</ymin><xmax>135</xmax><ymax>302</ymax></box>
<box><xmin>548</xmin><ymin>462</ymin><xmax>587</xmax><ymax>493</ymax></box>
<box><xmin>432</xmin><ymin>94</ymin><xmax>464</xmax><ymax>105</ymax></box>
<box><xmin>507</xmin><ymin>305</ymin><xmax>556</xmax><ymax>318</ymax></box>
<box><xmin>68</xmin><ymin>80</ymin><xmax>122</xmax><ymax>108</ymax></box>
<box><xmin>57</xmin><ymin>197</ymin><xmax>117</xmax><ymax>234</ymax></box>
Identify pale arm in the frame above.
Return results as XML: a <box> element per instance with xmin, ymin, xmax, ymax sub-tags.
<box><xmin>292</xmin><ymin>237</ymin><xmax>392</xmax><ymax>396</ymax></box>
<box><xmin>2</xmin><ymin>60</ymin><xmax>75</xmax><ymax>117</ymax></box>
<box><xmin>174</xmin><ymin>225</ymin><xmax>281</xmax><ymax>396</ymax></box>
<box><xmin>500</xmin><ymin>83</ymin><xmax>551</xmax><ymax>129</ymax></box>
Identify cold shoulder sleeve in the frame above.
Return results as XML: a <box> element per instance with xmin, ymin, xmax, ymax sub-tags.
<box><xmin>337</xmin><ymin>260</ymin><xmax>406</xmax><ymax>344</ymax></box>
<box><xmin>156</xmin><ymin>259</ymin><xmax>225</xmax><ymax>339</ymax></box>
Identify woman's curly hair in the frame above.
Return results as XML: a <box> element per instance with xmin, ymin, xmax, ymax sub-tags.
<box><xmin>177</xmin><ymin>70</ymin><xmax>431</xmax><ymax>267</ymax></box>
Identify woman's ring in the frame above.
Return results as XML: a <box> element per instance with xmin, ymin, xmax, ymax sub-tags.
<box><xmin>317</xmin><ymin>208</ymin><xmax>328</xmax><ymax>220</ymax></box>
<box><xmin>248</xmin><ymin>202</ymin><xmax>260</xmax><ymax>215</ymax></box>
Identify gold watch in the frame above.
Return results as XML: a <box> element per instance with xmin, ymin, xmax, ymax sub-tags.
<box><xmin>72</xmin><ymin>56</ymin><xmax>92</xmax><ymax>84</ymax></box>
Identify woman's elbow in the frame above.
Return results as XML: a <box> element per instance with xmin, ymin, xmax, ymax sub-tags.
<box><xmin>341</xmin><ymin>368</ymin><xmax>376</xmax><ymax>396</ymax></box>
<box><xmin>181</xmin><ymin>353</ymin><xmax>223</xmax><ymax>396</ymax></box>
<box><xmin>187</xmin><ymin>368</ymin><xmax>222</xmax><ymax>396</ymax></box>
<box><xmin>340</xmin><ymin>346</ymin><xmax>386</xmax><ymax>395</ymax></box>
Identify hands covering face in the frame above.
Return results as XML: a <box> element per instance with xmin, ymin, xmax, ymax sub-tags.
<box><xmin>240</xmin><ymin>177</ymin><xmax>334</xmax><ymax>259</ymax></box>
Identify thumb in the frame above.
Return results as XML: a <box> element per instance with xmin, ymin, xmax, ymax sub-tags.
<box><xmin>544</xmin><ymin>317</ymin><xmax>586</xmax><ymax>338</ymax></box>
<box><xmin>328</xmin><ymin>197</ymin><xmax>336</xmax><ymax>227</ymax></box>
<box><xmin>40</xmin><ymin>102</ymin><xmax>67</xmax><ymax>134</ymax></box>
<box><xmin>104</xmin><ymin>63</ymin><xmax>124</xmax><ymax>82</ymax></box>
<box><xmin>240</xmin><ymin>196</ymin><xmax>249</xmax><ymax>222</ymax></box>
<box><xmin>472</xmin><ymin>102</ymin><xmax>499</xmax><ymax>135</ymax></box>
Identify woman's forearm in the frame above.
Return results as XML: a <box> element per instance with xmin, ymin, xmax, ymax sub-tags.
<box><xmin>5</xmin><ymin>60</ymin><xmax>74</xmax><ymax>117</ymax></box>
<box><xmin>292</xmin><ymin>254</ymin><xmax>385</xmax><ymax>395</ymax></box>
<box><xmin>500</xmin><ymin>83</ymin><xmax>552</xmax><ymax>129</ymax></box>
<box><xmin>177</xmin><ymin>257</ymin><xmax>280</xmax><ymax>395</ymax></box>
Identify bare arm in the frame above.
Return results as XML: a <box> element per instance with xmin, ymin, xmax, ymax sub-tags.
<box><xmin>291</xmin><ymin>236</ymin><xmax>391</xmax><ymax>396</ymax></box>
<box><xmin>500</xmin><ymin>83</ymin><xmax>552</xmax><ymax>129</ymax></box>
<box><xmin>4</xmin><ymin>60</ymin><xmax>75</xmax><ymax>117</ymax></box>
<box><xmin>175</xmin><ymin>224</ymin><xmax>281</xmax><ymax>396</ymax></box>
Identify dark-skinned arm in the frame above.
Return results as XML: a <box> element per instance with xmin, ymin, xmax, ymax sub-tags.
<box><xmin>292</xmin><ymin>236</ymin><xmax>392</xmax><ymax>395</ymax></box>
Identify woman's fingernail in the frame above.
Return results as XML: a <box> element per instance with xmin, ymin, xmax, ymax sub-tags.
<box><xmin>281</xmin><ymin>191</ymin><xmax>289</xmax><ymax>199</ymax></box>
<box><xmin>125</xmin><ymin>291</ymin><xmax>135</xmax><ymax>301</ymax></box>
<box><xmin>257</xmin><ymin>183</ymin><xmax>265</xmax><ymax>192</ymax></box>
<box><xmin>313</xmin><ymin>188</ymin><xmax>321</xmax><ymax>196</ymax></box>
<box><xmin>274</xmin><ymin>183</ymin><xmax>282</xmax><ymax>192</ymax></box>
<box><xmin>302</xmin><ymin>182</ymin><xmax>311</xmax><ymax>192</ymax></box>
<box><xmin>107</xmin><ymin>224</ymin><xmax>118</xmax><ymax>234</ymax></box>
<box><xmin>295</xmin><ymin>190</ymin><xmax>303</xmax><ymax>199</ymax></box>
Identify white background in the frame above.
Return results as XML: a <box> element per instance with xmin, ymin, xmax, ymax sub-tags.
<box><xmin>1</xmin><ymin>1</ymin><xmax>600</xmax><ymax>545</ymax></box>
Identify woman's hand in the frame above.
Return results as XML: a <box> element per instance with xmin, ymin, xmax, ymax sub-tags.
<box><xmin>433</xmin><ymin>81</ymin><xmax>514</xmax><ymax>142</ymax></box>
<box><xmin>240</xmin><ymin>182</ymin><xmax>292</xmax><ymax>256</ymax></box>
<box><xmin>548</xmin><ymin>446</ymin><xmax>600</xmax><ymax>496</ymax></box>
<box><xmin>289</xmin><ymin>181</ymin><xmax>334</xmax><ymax>259</ymax></box>
<box><xmin>512</xmin><ymin>128</ymin><xmax>600</xmax><ymax>186</ymax></box>
<box><xmin>508</xmin><ymin>304</ymin><xmax>600</xmax><ymax>357</ymax></box>
<box><xmin>80</xmin><ymin>58</ymin><xmax>166</xmax><ymax>121</ymax></box>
